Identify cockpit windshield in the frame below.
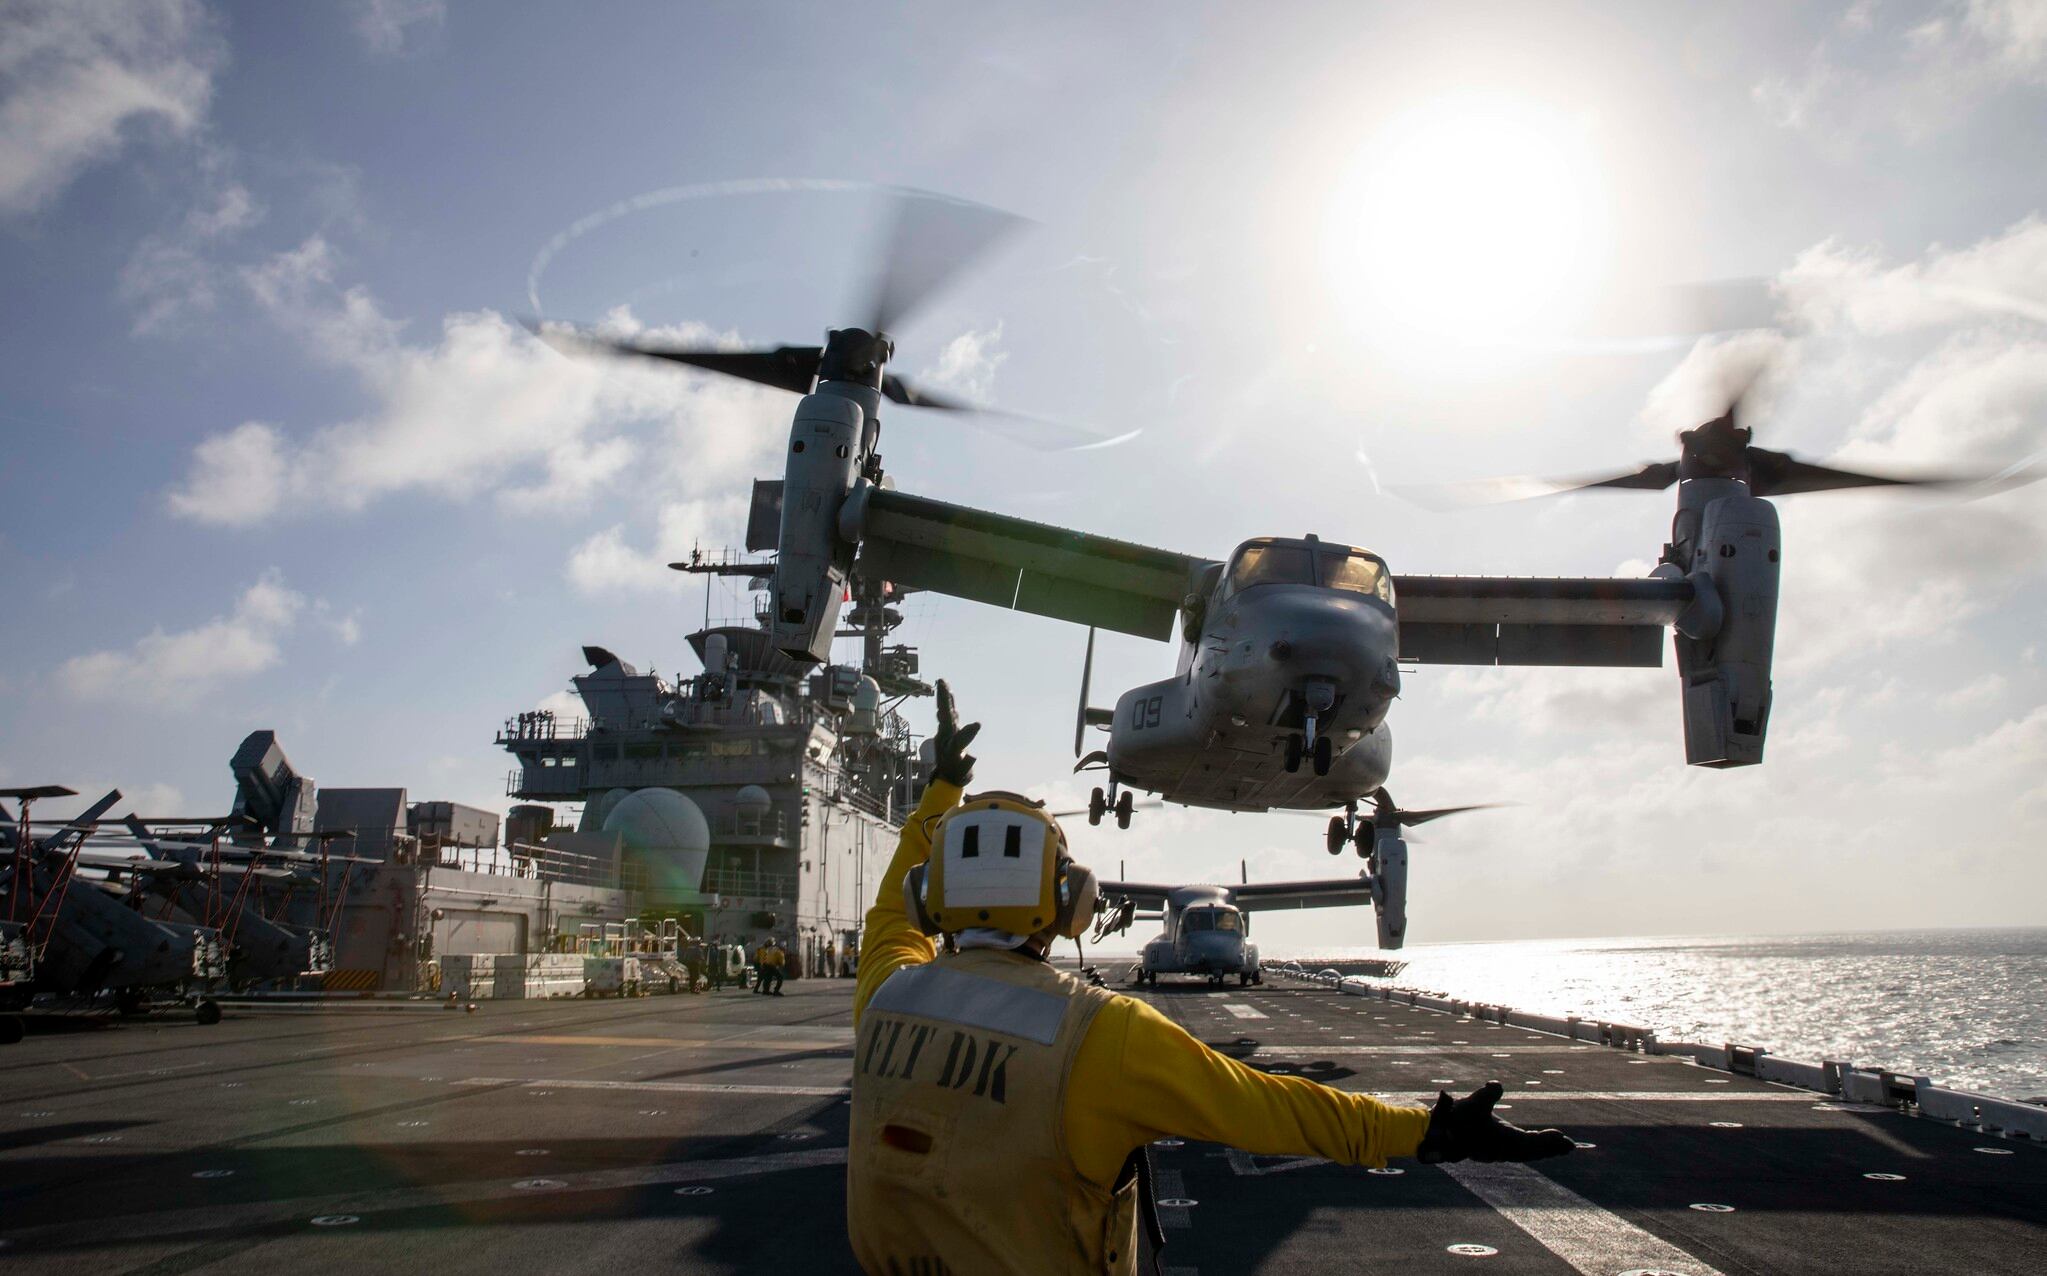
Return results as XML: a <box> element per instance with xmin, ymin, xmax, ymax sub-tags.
<box><xmin>1227</xmin><ymin>543</ymin><xmax>1315</xmax><ymax>592</ymax></box>
<box><xmin>1225</xmin><ymin>540</ymin><xmax>1394</xmax><ymax>604</ymax></box>
<box><xmin>1318</xmin><ymin>549</ymin><xmax>1394</xmax><ymax>603</ymax></box>
<box><xmin>1183</xmin><ymin>907</ymin><xmax>1241</xmax><ymax>933</ymax></box>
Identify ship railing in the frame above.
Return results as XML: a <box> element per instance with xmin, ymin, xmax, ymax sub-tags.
<box><xmin>715</xmin><ymin>809</ymin><xmax>792</xmax><ymax>842</ymax></box>
<box><xmin>700</xmin><ymin>867</ymin><xmax>798</xmax><ymax>901</ymax></box>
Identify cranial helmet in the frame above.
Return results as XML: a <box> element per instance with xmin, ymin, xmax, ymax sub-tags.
<box><xmin>903</xmin><ymin>791</ymin><xmax>1099</xmax><ymax>940</ymax></box>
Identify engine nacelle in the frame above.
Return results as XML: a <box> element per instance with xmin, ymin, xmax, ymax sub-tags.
<box><xmin>1677</xmin><ymin>493</ymin><xmax>1780</xmax><ymax>767</ymax></box>
<box><xmin>1369</xmin><ymin>831</ymin><xmax>1408</xmax><ymax>950</ymax></box>
<box><xmin>769</xmin><ymin>392</ymin><xmax>866</xmax><ymax>663</ymax></box>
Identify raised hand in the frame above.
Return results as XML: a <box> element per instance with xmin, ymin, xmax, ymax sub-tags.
<box><xmin>930</xmin><ymin>679</ymin><xmax>982</xmax><ymax>787</ymax></box>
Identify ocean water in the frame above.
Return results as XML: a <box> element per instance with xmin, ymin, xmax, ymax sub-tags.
<box><xmin>1313</xmin><ymin>926</ymin><xmax>2047</xmax><ymax>1101</ymax></box>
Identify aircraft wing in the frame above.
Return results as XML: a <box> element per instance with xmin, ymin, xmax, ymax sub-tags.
<box><xmin>1093</xmin><ymin>881</ymin><xmax>1177</xmax><ymax>909</ymax></box>
<box><xmin>854</xmin><ymin>489</ymin><xmax>1217</xmax><ymax>641</ymax></box>
<box><xmin>1231</xmin><ymin>877</ymin><xmax>1377</xmax><ymax>911</ymax></box>
<box><xmin>1390</xmin><ymin>575</ymin><xmax>1693</xmax><ymax>667</ymax></box>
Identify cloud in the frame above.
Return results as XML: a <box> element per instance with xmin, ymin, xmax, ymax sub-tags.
<box><xmin>166</xmin><ymin>239</ymin><xmax>784</xmax><ymax>528</ymax></box>
<box><xmin>0</xmin><ymin>0</ymin><xmax>223</xmax><ymax>214</ymax></box>
<box><xmin>565</xmin><ymin>497</ymin><xmax>747</xmax><ymax>594</ymax></box>
<box><xmin>58</xmin><ymin>572</ymin><xmax>308</xmax><ymax>709</ymax></box>
<box><xmin>1780</xmin><ymin>216</ymin><xmax>2047</xmax><ymax>334</ymax></box>
<box><xmin>1754</xmin><ymin>0</ymin><xmax>2047</xmax><ymax>140</ymax></box>
<box><xmin>120</xmin><ymin>174</ymin><xmax>264</xmax><ymax>334</ymax></box>
<box><xmin>352</xmin><ymin>0</ymin><xmax>447</xmax><ymax>57</ymax></box>
<box><xmin>924</xmin><ymin>322</ymin><xmax>1008</xmax><ymax>403</ymax></box>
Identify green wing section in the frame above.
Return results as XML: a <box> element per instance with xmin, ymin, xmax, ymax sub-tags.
<box><xmin>856</xmin><ymin>489</ymin><xmax>1215</xmax><ymax>641</ymax></box>
<box><xmin>1390</xmin><ymin>575</ymin><xmax>1693</xmax><ymax>668</ymax></box>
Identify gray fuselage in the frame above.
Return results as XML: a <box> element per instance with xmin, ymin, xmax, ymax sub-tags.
<box><xmin>1106</xmin><ymin>538</ymin><xmax>1400</xmax><ymax>812</ymax></box>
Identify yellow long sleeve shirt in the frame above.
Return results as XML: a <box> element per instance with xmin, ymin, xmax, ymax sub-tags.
<box><xmin>855</xmin><ymin>781</ymin><xmax>1430</xmax><ymax>1187</ymax></box>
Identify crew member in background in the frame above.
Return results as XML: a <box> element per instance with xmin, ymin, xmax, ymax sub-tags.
<box><xmin>760</xmin><ymin>937</ymin><xmax>787</xmax><ymax>996</ymax></box>
<box><xmin>847</xmin><ymin>683</ymin><xmax>1573</xmax><ymax>1276</ymax></box>
<box><xmin>823</xmin><ymin>938</ymin><xmax>838</xmax><ymax>979</ymax></box>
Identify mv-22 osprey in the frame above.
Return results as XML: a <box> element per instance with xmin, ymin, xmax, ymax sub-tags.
<box><xmin>546</xmin><ymin>193</ymin><xmax>1999</xmax><ymax>949</ymax></box>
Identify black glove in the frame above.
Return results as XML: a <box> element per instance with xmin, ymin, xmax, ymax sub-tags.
<box><xmin>929</xmin><ymin>679</ymin><xmax>982</xmax><ymax>787</ymax></box>
<box><xmin>1415</xmin><ymin>1081</ymin><xmax>1574</xmax><ymax>1164</ymax></box>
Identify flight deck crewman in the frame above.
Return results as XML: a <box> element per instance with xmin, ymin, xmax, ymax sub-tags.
<box><xmin>848</xmin><ymin>683</ymin><xmax>1573</xmax><ymax>1275</ymax></box>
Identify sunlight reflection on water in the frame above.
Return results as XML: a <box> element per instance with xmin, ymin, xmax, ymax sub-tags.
<box><xmin>1315</xmin><ymin>927</ymin><xmax>2047</xmax><ymax>1099</ymax></box>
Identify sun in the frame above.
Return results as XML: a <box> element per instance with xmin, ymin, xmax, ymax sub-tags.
<box><xmin>1321</xmin><ymin>94</ymin><xmax>1608</xmax><ymax>354</ymax></box>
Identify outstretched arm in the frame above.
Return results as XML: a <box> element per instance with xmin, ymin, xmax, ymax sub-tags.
<box><xmin>852</xmin><ymin>680</ymin><xmax>980</xmax><ymax>1025</ymax></box>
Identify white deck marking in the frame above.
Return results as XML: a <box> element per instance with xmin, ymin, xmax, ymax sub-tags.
<box><xmin>1221</xmin><ymin>1004</ymin><xmax>1268</xmax><ymax>1020</ymax></box>
<box><xmin>453</xmin><ymin>1076</ymin><xmax>849</xmax><ymax>1097</ymax></box>
<box><xmin>1445</xmin><ymin>1162</ymin><xmax>1727</xmax><ymax>1276</ymax></box>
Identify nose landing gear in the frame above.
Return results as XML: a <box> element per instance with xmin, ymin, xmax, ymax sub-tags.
<box><xmin>1088</xmin><ymin>784</ymin><xmax>1136</xmax><ymax>829</ymax></box>
<box><xmin>1284</xmin><ymin>681</ymin><xmax>1339</xmax><ymax>777</ymax></box>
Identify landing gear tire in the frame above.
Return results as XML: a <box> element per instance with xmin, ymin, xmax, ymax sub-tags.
<box><xmin>1326</xmin><ymin>816</ymin><xmax>1347</xmax><ymax>854</ymax></box>
<box><xmin>0</xmin><ymin>1015</ymin><xmax>22</xmax><ymax>1045</ymax></box>
<box><xmin>194</xmin><ymin>999</ymin><xmax>222</xmax><ymax>1026</ymax></box>
<box><xmin>1115</xmin><ymin>791</ymin><xmax>1134</xmax><ymax>830</ymax></box>
<box><xmin>116</xmin><ymin>990</ymin><xmax>147</xmax><ymax>1018</ymax></box>
<box><xmin>1252</xmin><ymin>970</ymin><xmax>1263</xmax><ymax>986</ymax></box>
<box><xmin>1238</xmin><ymin>972</ymin><xmax>1251</xmax><ymax>986</ymax></box>
<box><xmin>1283</xmin><ymin>734</ymin><xmax>1303</xmax><ymax>773</ymax></box>
<box><xmin>1312</xmin><ymin>735</ymin><xmax>1333</xmax><ymax>777</ymax></box>
<box><xmin>1088</xmin><ymin>787</ymin><xmax>1106</xmax><ymax>827</ymax></box>
<box><xmin>1207</xmin><ymin>973</ymin><xmax>1224</xmax><ymax>988</ymax></box>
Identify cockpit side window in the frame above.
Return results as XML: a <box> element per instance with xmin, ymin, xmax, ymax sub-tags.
<box><xmin>1227</xmin><ymin>543</ymin><xmax>1315</xmax><ymax>592</ymax></box>
<box><xmin>1318</xmin><ymin>550</ymin><xmax>1394</xmax><ymax>604</ymax></box>
<box><xmin>1213</xmin><ymin>910</ymin><xmax>1241</xmax><ymax>932</ymax></box>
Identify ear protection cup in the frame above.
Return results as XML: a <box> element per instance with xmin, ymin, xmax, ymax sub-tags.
<box><xmin>902</xmin><ymin>863</ymin><xmax>942</xmax><ymax>936</ymax></box>
<box><xmin>1053</xmin><ymin>860</ymin><xmax>1099</xmax><ymax>939</ymax></box>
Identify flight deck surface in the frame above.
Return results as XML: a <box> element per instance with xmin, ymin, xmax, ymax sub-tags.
<box><xmin>2</xmin><ymin>977</ymin><xmax>2040</xmax><ymax>1274</ymax></box>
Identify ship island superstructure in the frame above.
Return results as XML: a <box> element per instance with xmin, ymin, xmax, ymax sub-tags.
<box><xmin>497</xmin><ymin>588</ymin><xmax>930</xmax><ymax>977</ymax></box>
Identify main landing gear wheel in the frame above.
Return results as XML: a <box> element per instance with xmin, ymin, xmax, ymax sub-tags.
<box><xmin>1283</xmin><ymin>734</ymin><xmax>1303</xmax><ymax>773</ymax></box>
<box><xmin>1326</xmin><ymin>816</ymin><xmax>1347</xmax><ymax>855</ymax></box>
<box><xmin>1115</xmin><ymin>791</ymin><xmax>1134</xmax><ymax>829</ymax></box>
<box><xmin>1311</xmin><ymin>735</ymin><xmax>1333</xmax><ymax>777</ymax></box>
<box><xmin>194</xmin><ymin>999</ymin><xmax>222</xmax><ymax>1026</ymax></box>
<box><xmin>0</xmin><ymin>1015</ymin><xmax>22</xmax><ymax>1045</ymax></box>
<box><xmin>1087</xmin><ymin>787</ymin><xmax>1107</xmax><ymax>826</ymax></box>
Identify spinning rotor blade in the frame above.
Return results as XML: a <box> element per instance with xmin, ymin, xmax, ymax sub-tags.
<box><xmin>1050</xmin><ymin>800</ymin><xmax>1165</xmax><ymax>819</ymax></box>
<box><xmin>1393</xmin><ymin>803</ymin><xmax>1505</xmax><ymax>827</ymax></box>
<box><xmin>529</xmin><ymin>321</ymin><xmax>824</xmax><ymax>395</ymax></box>
<box><xmin>862</xmin><ymin>192</ymin><xmax>1026</xmax><ymax>336</ymax></box>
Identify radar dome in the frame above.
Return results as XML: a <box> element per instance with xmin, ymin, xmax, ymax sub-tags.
<box><xmin>602</xmin><ymin>788</ymin><xmax>711</xmax><ymax>899</ymax></box>
<box><xmin>734</xmin><ymin>785</ymin><xmax>773</xmax><ymax>813</ymax></box>
<box><xmin>582</xmin><ymin>787</ymin><xmax>633</xmax><ymax>832</ymax></box>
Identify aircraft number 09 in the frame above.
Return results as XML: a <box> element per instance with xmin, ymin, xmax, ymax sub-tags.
<box><xmin>1130</xmin><ymin>696</ymin><xmax>1164</xmax><ymax>729</ymax></box>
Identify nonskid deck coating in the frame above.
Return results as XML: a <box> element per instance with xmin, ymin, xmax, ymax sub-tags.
<box><xmin>0</xmin><ymin>977</ymin><xmax>2040</xmax><ymax>1274</ymax></box>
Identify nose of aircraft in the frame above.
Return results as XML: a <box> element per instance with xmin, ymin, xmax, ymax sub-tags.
<box><xmin>1258</xmin><ymin>590</ymin><xmax>1400</xmax><ymax>698</ymax></box>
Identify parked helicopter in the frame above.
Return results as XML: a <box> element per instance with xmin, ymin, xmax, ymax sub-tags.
<box><xmin>2</xmin><ymin>787</ymin><xmax>228</xmax><ymax>1030</ymax></box>
<box><xmin>542</xmin><ymin>189</ymin><xmax>2022</xmax><ymax>948</ymax></box>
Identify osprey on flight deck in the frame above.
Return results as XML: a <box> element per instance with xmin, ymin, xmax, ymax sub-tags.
<box><xmin>543</xmin><ymin>192</ymin><xmax>1991</xmax><ymax>951</ymax></box>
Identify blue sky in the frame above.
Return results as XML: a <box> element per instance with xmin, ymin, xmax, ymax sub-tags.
<box><xmin>3</xmin><ymin>0</ymin><xmax>2044</xmax><ymax>946</ymax></box>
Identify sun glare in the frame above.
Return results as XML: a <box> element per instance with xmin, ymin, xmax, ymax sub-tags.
<box><xmin>1322</xmin><ymin>95</ymin><xmax>1608</xmax><ymax>355</ymax></box>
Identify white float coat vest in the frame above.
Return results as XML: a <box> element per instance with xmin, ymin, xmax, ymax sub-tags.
<box><xmin>847</xmin><ymin>947</ymin><xmax>1138</xmax><ymax>1275</ymax></box>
